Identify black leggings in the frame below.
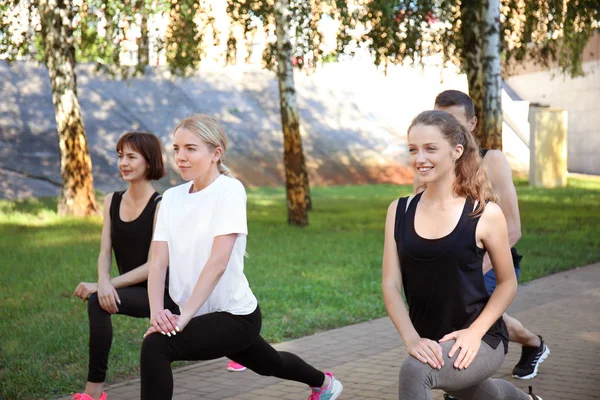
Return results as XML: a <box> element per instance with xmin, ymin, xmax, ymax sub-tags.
<box><xmin>140</xmin><ymin>305</ymin><xmax>325</xmax><ymax>400</ymax></box>
<box><xmin>87</xmin><ymin>286</ymin><xmax>179</xmax><ymax>382</ymax></box>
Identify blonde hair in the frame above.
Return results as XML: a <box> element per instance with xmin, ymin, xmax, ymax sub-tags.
<box><xmin>173</xmin><ymin>114</ymin><xmax>233</xmax><ymax>177</ymax></box>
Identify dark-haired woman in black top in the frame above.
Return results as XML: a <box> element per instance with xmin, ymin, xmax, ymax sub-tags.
<box><xmin>382</xmin><ymin>111</ymin><xmax>542</xmax><ymax>399</ymax></box>
<box><xmin>72</xmin><ymin>132</ymin><xmax>178</xmax><ymax>400</ymax></box>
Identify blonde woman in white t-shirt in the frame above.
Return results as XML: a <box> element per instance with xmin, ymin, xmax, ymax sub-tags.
<box><xmin>140</xmin><ymin>115</ymin><xmax>343</xmax><ymax>400</ymax></box>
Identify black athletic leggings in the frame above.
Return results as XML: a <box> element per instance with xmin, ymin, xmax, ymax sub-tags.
<box><xmin>140</xmin><ymin>305</ymin><xmax>325</xmax><ymax>400</ymax></box>
<box><xmin>87</xmin><ymin>286</ymin><xmax>179</xmax><ymax>382</ymax></box>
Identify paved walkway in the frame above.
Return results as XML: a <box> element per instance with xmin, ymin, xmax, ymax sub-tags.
<box><xmin>59</xmin><ymin>263</ymin><xmax>600</xmax><ymax>400</ymax></box>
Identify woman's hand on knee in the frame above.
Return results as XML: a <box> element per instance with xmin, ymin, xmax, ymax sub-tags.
<box><xmin>439</xmin><ymin>329</ymin><xmax>482</xmax><ymax>370</ymax></box>
<box><xmin>406</xmin><ymin>337</ymin><xmax>444</xmax><ymax>370</ymax></box>
<box><xmin>143</xmin><ymin>325</ymin><xmax>159</xmax><ymax>339</ymax></box>
<box><xmin>98</xmin><ymin>280</ymin><xmax>120</xmax><ymax>314</ymax></box>
<box><xmin>151</xmin><ymin>309</ymin><xmax>178</xmax><ymax>336</ymax></box>
<box><xmin>73</xmin><ymin>282</ymin><xmax>98</xmax><ymax>300</ymax></box>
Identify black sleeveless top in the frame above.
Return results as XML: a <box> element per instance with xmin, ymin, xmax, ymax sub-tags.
<box><xmin>394</xmin><ymin>192</ymin><xmax>508</xmax><ymax>352</ymax></box>
<box><xmin>110</xmin><ymin>191</ymin><xmax>161</xmax><ymax>288</ymax></box>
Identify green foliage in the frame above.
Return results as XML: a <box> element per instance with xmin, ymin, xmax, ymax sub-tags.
<box><xmin>76</xmin><ymin>0</ymin><xmax>129</xmax><ymax>70</ymax></box>
<box><xmin>356</xmin><ymin>0</ymin><xmax>464</xmax><ymax>70</ymax></box>
<box><xmin>226</xmin><ymin>0</ymin><xmax>352</xmax><ymax>71</ymax></box>
<box><xmin>356</xmin><ymin>0</ymin><xmax>598</xmax><ymax>78</ymax></box>
<box><xmin>164</xmin><ymin>0</ymin><xmax>203</xmax><ymax>76</ymax></box>
<box><xmin>0</xmin><ymin>0</ymin><xmax>37</xmax><ymax>60</ymax></box>
<box><xmin>502</xmin><ymin>0</ymin><xmax>599</xmax><ymax>77</ymax></box>
<box><xmin>1</xmin><ymin>0</ymin><xmax>595</xmax><ymax>78</ymax></box>
<box><xmin>1</xmin><ymin>178</ymin><xmax>600</xmax><ymax>399</ymax></box>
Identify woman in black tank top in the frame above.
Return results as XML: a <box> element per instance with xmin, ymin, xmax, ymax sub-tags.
<box><xmin>382</xmin><ymin>111</ymin><xmax>541</xmax><ymax>399</ymax></box>
<box><xmin>72</xmin><ymin>132</ymin><xmax>178</xmax><ymax>400</ymax></box>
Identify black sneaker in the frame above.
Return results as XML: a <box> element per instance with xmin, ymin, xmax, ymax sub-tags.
<box><xmin>528</xmin><ymin>385</ymin><xmax>543</xmax><ymax>399</ymax></box>
<box><xmin>512</xmin><ymin>335</ymin><xmax>550</xmax><ymax>379</ymax></box>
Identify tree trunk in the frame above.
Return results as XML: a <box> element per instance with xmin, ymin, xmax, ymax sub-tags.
<box><xmin>461</xmin><ymin>0</ymin><xmax>502</xmax><ymax>150</ymax></box>
<box><xmin>274</xmin><ymin>0</ymin><xmax>308</xmax><ymax>226</ymax></box>
<box><xmin>38</xmin><ymin>0</ymin><xmax>98</xmax><ymax>216</ymax></box>
<box><xmin>481</xmin><ymin>0</ymin><xmax>502</xmax><ymax>150</ymax></box>
<box><xmin>137</xmin><ymin>0</ymin><xmax>149</xmax><ymax>73</ymax></box>
<box><xmin>301</xmin><ymin>148</ymin><xmax>312</xmax><ymax>211</ymax></box>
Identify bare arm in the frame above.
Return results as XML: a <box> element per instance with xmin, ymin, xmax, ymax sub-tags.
<box><xmin>73</xmin><ymin>193</ymin><xmax>122</xmax><ymax>313</ymax></box>
<box><xmin>178</xmin><ymin>234</ymin><xmax>237</xmax><ymax>325</ymax></box>
<box><xmin>111</xmin><ymin>203</ymin><xmax>161</xmax><ymax>288</ymax></box>
<box><xmin>470</xmin><ymin>202</ymin><xmax>518</xmax><ymax>335</ymax></box>
<box><xmin>74</xmin><ymin>194</ymin><xmax>114</xmax><ymax>300</ymax></box>
<box><xmin>382</xmin><ymin>200</ymin><xmax>443</xmax><ymax>368</ymax></box>
<box><xmin>440</xmin><ymin>202</ymin><xmax>517</xmax><ymax>369</ymax></box>
<box><xmin>146</xmin><ymin>234</ymin><xmax>237</xmax><ymax>336</ymax></box>
<box><xmin>97</xmin><ymin>193</ymin><xmax>114</xmax><ymax>284</ymax></box>
<box><xmin>382</xmin><ymin>200</ymin><xmax>418</xmax><ymax>342</ymax></box>
<box><xmin>148</xmin><ymin>240</ymin><xmax>169</xmax><ymax>316</ymax></box>
<box><xmin>482</xmin><ymin>151</ymin><xmax>521</xmax><ymax>274</ymax></box>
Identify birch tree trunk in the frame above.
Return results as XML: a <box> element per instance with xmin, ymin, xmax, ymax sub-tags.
<box><xmin>461</xmin><ymin>0</ymin><xmax>503</xmax><ymax>149</ymax></box>
<box><xmin>274</xmin><ymin>0</ymin><xmax>309</xmax><ymax>226</ymax></box>
<box><xmin>38</xmin><ymin>0</ymin><xmax>98</xmax><ymax>216</ymax></box>
<box><xmin>137</xmin><ymin>0</ymin><xmax>149</xmax><ymax>72</ymax></box>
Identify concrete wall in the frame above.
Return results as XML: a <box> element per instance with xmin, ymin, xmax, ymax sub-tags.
<box><xmin>529</xmin><ymin>107</ymin><xmax>568</xmax><ymax>188</ymax></box>
<box><xmin>1</xmin><ymin>59</ymin><xmax>470</xmax><ymax>199</ymax></box>
<box><xmin>506</xmin><ymin>60</ymin><xmax>600</xmax><ymax>175</ymax></box>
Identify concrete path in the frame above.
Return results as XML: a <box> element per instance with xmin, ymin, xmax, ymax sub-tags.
<box><xmin>58</xmin><ymin>263</ymin><xmax>600</xmax><ymax>400</ymax></box>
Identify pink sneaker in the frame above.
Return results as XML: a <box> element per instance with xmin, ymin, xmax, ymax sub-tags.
<box><xmin>71</xmin><ymin>393</ymin><xmax>107</xmax><ymax>400</ymax></box>
<box><xmin>307</xmin><ymin>372</ymin><xmax>343</xmax><ymax>400</ymax></box>
<box><xmin>226</xmin><ymin>360</ymin><xmax>247</xmax><ymax>372</ymax></box>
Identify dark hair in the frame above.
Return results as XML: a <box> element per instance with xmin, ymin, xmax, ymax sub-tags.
<box><xmin>434</xmin><ymin>90</ymin><xmax>476</xmax><ymax>120</ymax></box>
<box><xmin>116</xmin><ymin>132</ymin><xmax>165</xmax><ymax>180</ymax></box>
<box><xmin>408</xmin><ymin>110</ymin><xmax>496</xmax><ymax>215</ymax></box>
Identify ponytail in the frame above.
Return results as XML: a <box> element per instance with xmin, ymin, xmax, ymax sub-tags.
<box><xmin>217</xmin><ymin>160</ymin><xmax>233</xmax><ymax>178</ymax></box>
<box><xmin>452</xmin><ymin>125</ymin><xmax>496</xmax><ymax>215</ymax></box>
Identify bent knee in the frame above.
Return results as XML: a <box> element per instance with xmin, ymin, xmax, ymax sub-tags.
<box><xmin>87</xmin><ymin>293</ymin><xmax>103</xmax><ymax>314</ymax></box>
<box><xmin>400</xmin><ymin>356</ymin><xmax>431</xmax><ymax>379</ymax></box>
<box><xmin>141</xmin><ymin>333</ymin><xmax>166</xmax><ymax>359</ymax></box>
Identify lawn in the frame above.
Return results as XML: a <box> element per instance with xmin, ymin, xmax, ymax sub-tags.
<box><xmin>1</xmin><ymin>177</ymin><xmax>599</xmax><ymax>399</ymax></box>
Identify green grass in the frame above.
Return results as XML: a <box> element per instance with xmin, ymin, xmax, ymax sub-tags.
<box><xmin>1</xmin><ymin>178</ymin><xmax>599</xmax><ymax>399</ymax></box>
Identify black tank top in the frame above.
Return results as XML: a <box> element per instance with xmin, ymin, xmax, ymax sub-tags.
<box><xmin>110</xmin><ymin>191</ymin><xmax>161</xmax><ymax>287</ymax></box>
<box><xmin>394</xmin><ymin>192</ymin><xmax>508</xmax><ymax>352</ymax></box>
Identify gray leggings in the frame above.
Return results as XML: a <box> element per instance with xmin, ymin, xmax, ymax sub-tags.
<box><xmin>399</xmin><ymin>340</ymin><xmax>529</xmax><ymax>400</ymax></box>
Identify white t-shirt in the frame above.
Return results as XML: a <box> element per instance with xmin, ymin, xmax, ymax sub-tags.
<box><xmin>153</xmin><ymin>175</ymin><xmax>257</xmax><ymax>317</ymax></box>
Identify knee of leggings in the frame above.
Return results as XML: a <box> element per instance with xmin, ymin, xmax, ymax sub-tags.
<box><xmin>141</xmin><ymin>333</ymin><xmax>169</xmax><ymax>364</ymax></box>
<box><xmin>87</xmin><ymin>293</ymin><xmax>102</xmax><ymax>314</ymax></box>
<box><xmin>399</xmin><ymin>356</ymin><xmax>431</xmax><ymax>387</ymax></box>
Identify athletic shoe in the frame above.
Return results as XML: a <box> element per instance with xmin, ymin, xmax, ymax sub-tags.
<box><xmin>226</xmin><ymin>361</ymin><xmax>247</xmax><ymax>372</ymax></box>
<box><xmin>528</xmin><ymin>385</ymin><xmax>543</xmax><ymax>399</ymax></box>
<box><xmin>512</xmin><ymin>335</ymin><xmax>550</xmax><ymax>379</ymax></box>
<box><xmin>71</xmin><ymin>393</ymin><xmax>107</xmax><ymax>400</ymax></box>
<box><xmin>307</xmin><ymin>372</ymin><xmax>343</xmax><ymax>400</ymax></box>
